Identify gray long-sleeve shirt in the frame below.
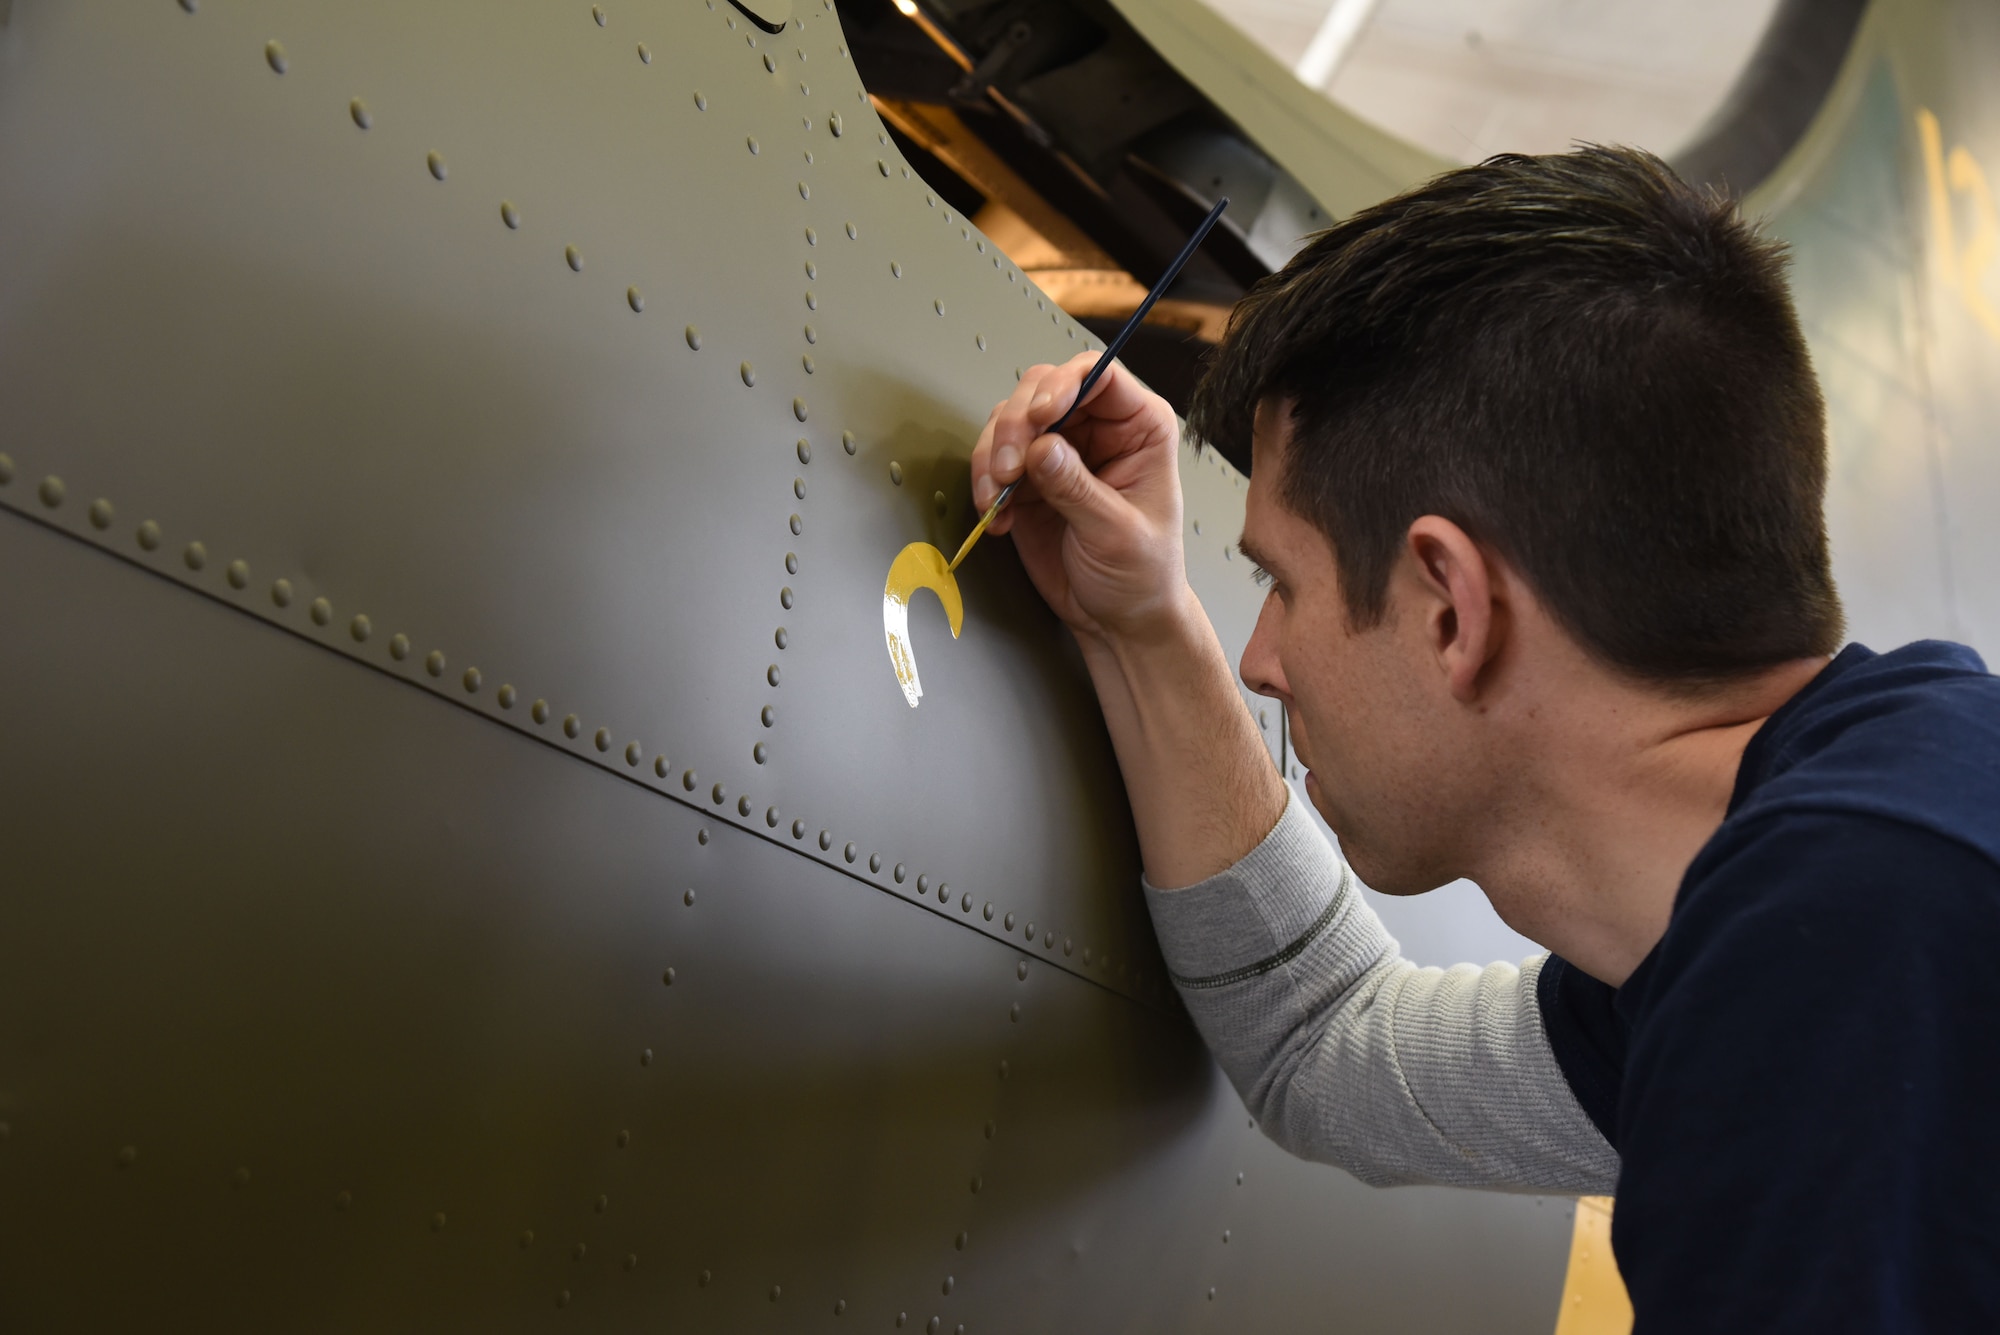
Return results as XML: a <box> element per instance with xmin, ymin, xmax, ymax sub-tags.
<box><xmin>1143</xmin><ymin>790</ymin><xmax>1619</xmax><ymax>1194</ymax></box>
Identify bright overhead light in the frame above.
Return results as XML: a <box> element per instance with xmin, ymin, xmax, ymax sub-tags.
<box><xmin>894</xmin><ymin>0</ymin><xmax>918</xmax><ymax>15</ymax></box>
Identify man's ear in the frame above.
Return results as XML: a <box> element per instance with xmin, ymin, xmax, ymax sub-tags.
<box><xmin>1404</xmin><ymin>516</ymin><xmax>1504</xmax><ymax>703</ymax></box>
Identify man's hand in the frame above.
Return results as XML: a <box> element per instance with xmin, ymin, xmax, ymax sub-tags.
<box><xmin>969</xmin><ymin>352</ymin><xmax>1188</xmax><ymax>645</ymax></box>
<box><xmin>969</xmin><ymin>351</ymin><xmax>1286</xmax><ymax>888</ymax></box>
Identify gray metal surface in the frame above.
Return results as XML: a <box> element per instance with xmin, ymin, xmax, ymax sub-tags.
<box><xmin>0</xmin><ymin>1</ymin><xmax>1575</xmax><ymax>1329</ymax></box>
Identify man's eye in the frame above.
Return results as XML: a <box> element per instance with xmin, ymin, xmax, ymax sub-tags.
<box><xmin>1250</xmin><ymin>564</ymin><xmax>1275</xmax><ymax>589</ymax></box>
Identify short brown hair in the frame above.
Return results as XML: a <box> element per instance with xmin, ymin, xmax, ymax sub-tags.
<box><xmin>1190</xmin><ymin>145</ymin><xmax>1843</xmax><ymax>684</ymax></box>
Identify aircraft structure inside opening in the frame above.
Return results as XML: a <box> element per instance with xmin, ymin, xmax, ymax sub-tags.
<box><xmin>0</xmin><ymin>0</ymin><xmax>1994</xmax><ymax>1330</ymax></box>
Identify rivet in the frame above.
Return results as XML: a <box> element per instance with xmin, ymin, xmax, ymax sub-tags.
<box><xmin>682</xmin><ymin>768</ymin><xmax>696</xmax><ymax>790</ymax></box>
<box><xmin>917</xmin><ymin>874</ymin><xmax>930</xmax><ymax>893</ymax></box>
<box><xmin>796</xmin><ymin>439</ymin><xmax>813</xmax><ymax>465</ymax></box>
<box><xmin>1025</xmin><ymin>921</ymin><xmax>1036</xmax><ymax>940</ymax></box>
<box><xmin>1083</xmin><ymin>947</ymin><xmax>1093</xmax><ymax>964</ymax></box>
<box><xmin>844</xmin><ymin>842</ymin><xmax>857</xmax><ymax>863</ymax></box>
<box><xmin>845</xmin><ymin>222</ymin><xmax>858</xmax><ymax>239</ymax></box>
<box><xmin>1236</xmin><ymin>1172</ymin><xmax>1245</xmax><ymax>1185</ymax></box>
<box><xmin>641</xmin><ymin>1044</ymin><xmax>655</xmax><ymax>1064</ymax></box>
<box><xmin>1208</xmin><ymin>1288</ymin><xmax>1217</xmax><ymax>1300</ymax></box>
<box><xmin>741</xmin><ymin>361</ymin><xmax>756</xmax><ymax>387</ymax></box>
<box><xmin>737</xmin><ymin>794</ymin><xmax>752</xmax><ymax>816</ymax></box>
<box><xmin>890</xmin><ymin>261</ymin><xmax>902</xmax><ymax>278</ymax></box>
<box><xmin>1010</xmin><ymin>1002</ymin><xmax>1020</xmax><ymax>1021</ymax></box>
<box><xmin>533</xmin><ymin>699</ymin><xmax>551</xmax><ymax>723</ymax></box>
<box><xmin>789</xmin><ymin>513</ymin><xmax>801</xmax><ymax>535</ymax></box>
<box><xmin>226</xmin><ymin>559</ymin><xmax>249</xmax><ymax>589</ymax></box>
<box><xmin>624</xmin><ymin>1254</ymin><xmax>638</xmax><ymax>1271</ymax></box>
<box><xmin>116</xmin><ymin>1145</ymin><xmax>138</xmax><ymax>1167</ymax></box>
<box><xmin>431</xmin><ymin>1212</ymin><xmax>446</xmax><ymax>1232</ymax></box>
<box><xmin>137</xmin><ymin>520</ymin><xmax>161</xmax><ymax>550</ymax></box>
<box><xmin>969</xmin><ymin>1176</ymin><xmax>982</xmax><ymax>1194</ymax></box>
<box><xmin>350</xmin><ymin>614</ymin><xmax>371</xmax><ymax>642</ymax></box>
<box><xmin>1017</xmin><ymin>961</ymin><xmax>1028</xmax><ymax>980</ymax></box>
<box><xmin>842</xmin><ymin>430</ymin><xmax>856</xmax><ymax>455</ymax></box>
<box><xmin>942</xmin><ymin>1277</ymin><xmax>954</xmax><ymax>1296</ymax></box>
<box><xmin>976</xmin><ymin>334</ymin><xmax>986</xmax><ymax>350</ymax></box>
<box><xmin>231</xmin><ymin>1166</ymin><xmax>251</xmax><ymax>1189</ymax></box>
<box><xmin>800</xmin><ymin>85</ymin><xmax>810</xmax><ymax>99</ymax></box>
<box><xmin>350</xmin><ymin>99</ymin><xmax>372</xmax><ymax>129</ymax></box>
<box><xmin>712</xmin><ymin>783</ymin><xmax>726</xmax><ymax>804</ymax></box>
<box><xmin>798</xmin><ymin>181</ymin><xmax>810</xmax><ymax>200</ymax></box>
<box><xmin>939</xmin><ymin>882</ymin><xmax>950</xmax><ymax>903</ymax></box>
<box><xmin>628</xmin><ymin>286</ymin><xmax>645</xmax><ymax>312</ymax></box>
<box><xmin>311</xmin><ymin>597</ymin><xmax>334</xmax><ymax>626</ymax></box>
<box><xmin>625</xmin><ymin>740</ymin><xmax>643</xmax><ymax>765</ymax></box>
<box><xmin>766</xmin><ymin>806</ymin><xmax>780</xmax><ymax>826</ymax></box>
<box><xmin>427</xmin><ymin>151</ymin><xmax>447</xmax><ymax>181</ymax></box>
<box><xmin>685</xmin><ymin>324</ymin><xmax>702</xmax><ymax>350</ymax></box>
<box><xmin>184</xmin><ymin>541</ymin><xmax>208</xmax><ymax>571</ymax></box>
<box><xmin>592</xmin><ymin>726</ymin><xmax>610</xmax><ymax>751</ymax></box>
<box><xmin>271</xmin><ymin>579</ymin><xmax>293</xmax><ymax>607</ymax></box>
<box><xmin>934</xmin><ymin>299</ymin><xmax>945</xmax><ymax>316</ymax></box>
<box><xmin>765</xmin><ymin>53</ymin><xmax>778</xmax><ymax>72</ymax></box>
<box><xmin>889</xmin><ymin>462</ymin><xmax>903</xmax><ymax>485</ymax></box>
<box><xmin>747</xmin><ymin>135</ymin><xmax>761</xmax><ymax>156</ymax></box>
<box><xmin>997</xmin><ymin>1060</ymin><xmax>1008</xmax><ymax>1079</ymax></box>
<box><xmin>520</xmin><ymin>1230</ymin><xmax>535</xmax><ymax>1248</ymax></box>
<box><xmin>265</xmin><ymin>40</ymin><xmax>288</xmax><ymax>74</ymax></box>
<box><xmin>802</xmin><ymin>354</ymin><xmax>814</xmax><ymax>374</ymax></box>
<box><xmin>637</xmin><ymin>41</ymin><xmax>651</xmax><ymax>62</ymax></box>
<box><xmin>490</xmin><ymin>683</ymin><xmax>514</xmax><ymax>708</ymax></box>
<box><xmin>771</xmin><ymin>1285</ymin><xmax>783</xmax><ymax>1302</ymax></box>
<box><xmin>836</xmin><ymin>1299</ymin><xmax>847</xmax><ymax>1315</ymax></box>
<box><xmin>574</xmin><ymin>1242</ymin><xmax>589</xmax><ymax>1261</ymax></box>
<box><xmin>877</xmin><ymin>159</ymin><xmax>889</xmax><ymax>176</ymax></box>
<box><xmin>336</xmin><ymin>1190</ymin><xmax>353</xmax><ymax>1209</ymax></box>
<box><xmin>792</xmin><ymin>819</ymin><xmax>806</xmax><ymax>838</ymax></box>
<box><xmin>700</xmin><ymin>1269</ymin><xmax>713</xmax><ymax>1287</ymax></box>
<box><xmin>805</xmin><ymin>226</ymin><xmax>817</xmax><ymax>245</ymax></box>
<box><xmin>657</xmin><ymin>756</ymin><xmax>671</xmax><ymax>777</ymax></box>
<box><xmin>983</xmin><ymin>902</ymin><xmax>994</xmax><ymax>920</ymax></box>
<box><xmin>564</xmin><ymin>713</ymin><xmax>581</xmax><ymax>738</ymax></box>
<box><xmin>663</xmin><ymin>967</ymin><xmax>676</xmax><ymax>986</ymax></box>
<box><xmin>779</xmin><ymin>587</ymin><xmax>794</xmax><ymax>611</ymax></box>
<box><xmin>927</xmin><ymin>1320</ymin><xmax>940</xmax><ymax>1334</ymax></box>
<box><xmin>984</xmin><ymin>1120</ymin><xmax>995</xmax><ymax>1139</ymax></box>
<box><xmin>785</xmin><ymin>553</ymin><xmax>799</xmax><ymax>574</ymax></box>
<box><xmin>768</xmin><ymin>664</ymin><xmax>781</xmax><ymax>686</ymax></box>
<box><xmin>818</xmin><ymin>830</ymin><xmax>831</xmax><ymax>850</ymax></box>
<box><xmin>683</xmin><ymin>890</ymin><xmax>694</xmax><ymax>907</ymax></box>
<box><xmin>500</xmin><ymin>200</ymin><xmax>520</xmax><ymax>229</ymax></box>
<box><xmin>1004</xmin><ymin>912</ymin><xmax>1016</xmax><ymax>931</ymax></box>
<box><xmin>893</xmin><ymin>863</ymin><xmax>906</xmax><ymax>882</ymax></box>
<box><xmin>754</xmin><ymin>742</ymin><xmax>768</xmax><ymax>764</ymax></box>
<box><xmin>933</xmin><ymin>490</ymin><xmax>947</xmax><ymax>516</ymax></box>
<box><xmin>1063</xmin><ymin>937</ymin><xmax>1074</xmax><ymax>956</ymax></box>
<box><xmin>976</xmin><ymin>240</ymin><xmax>986</xmax><ymax>253</ymax></box>
<box><xmin>88</xmin><ymin>497</ymin><xmax>113</xmax><ymax>529</ymax></box>
<box><xmin>961</xmin><ymin>893</ymin><xmax>973</xmax><ymax>913</ymax></box>
<box><xmin>462</xmin><ymin>667</ymin><xmax>482</xmax><ymax>692</ymax></box>
<box><xmin>564</xmin><ymin>244</ymin><xmax>585</xmax><ymax>274</ymax></box>
<box><xmin>897</xmin><ymin>1316</ymin><xmax>907</xmax><ymax>1328</ymax></box>
<box><xmin>793</xmin><ymin>397</ymin><xmax>808</xmax><ymax>421</ymax></box>
<box><xmin>762</xmin><ymin>703</ymin><xmax>777</xmax><ymax>726</ymax></box>
<box><xmin>592</xmin><ymin>4</ymin><xmax>606</xmax><ymax>24</ymax></box>
<box><xmin>693</xmin><ymin>90</ymin><xmax>708</xmax><ymax>110</ymax></box>
<box><xmin>1223</xmin><ymin>1229</ymin><xmax>1231</xmax><ymax>1243</ymax></box>
<box><xmin>830</xmin><ymin>113</ymin><xmax>843</xmax><ymax>136</ymax></box>
<box><xmin>1043</xmin><ymin>931</ymin><xmax>1054</xmax><ymax>948</ymax></box>
<box><xmin>556</xmin><ymin>1291</ymin><xmax>570</xmax><ymax>1309</ymax></box>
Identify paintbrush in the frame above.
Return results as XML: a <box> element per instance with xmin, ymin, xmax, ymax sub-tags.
<box><xmin>947</xmin><ymin>195</ymin><xmax>1231</xmax><ymax>572</ymax></box>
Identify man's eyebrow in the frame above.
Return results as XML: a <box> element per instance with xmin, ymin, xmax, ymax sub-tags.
<box><xmin>1236</xmin><ymin>535</ymin><xmax>1275</xmax><ymax>571</ymax></box>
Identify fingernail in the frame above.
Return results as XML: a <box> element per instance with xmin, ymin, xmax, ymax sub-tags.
<box><xmin>1030</xmin><ymin>391</ymin><xmax>1052</xmax><ymax>411</ymax></box>
<box><xmin>1037</xmin><ymin>440</ymin><xmax>1068</xmax><ymax>476</ymax></box>
<box><xmin>994</xmin><ymin>444</ymin><xmax>1021</xmax><ymax>476</ymax></box>
<box><xmin>974</xmin><ymin>477</ymin><xmax>995</xmax><ymax>510</ymax></box>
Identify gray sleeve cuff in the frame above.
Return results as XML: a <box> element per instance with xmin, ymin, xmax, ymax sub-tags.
<box><xmin>1142</xmin><ymin>789</ymin><xmax>1360</xmax><ymax>985</ymax></box>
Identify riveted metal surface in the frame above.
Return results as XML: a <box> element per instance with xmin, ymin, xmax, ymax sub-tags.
<box><xmin>0</xmin><ymin>0</ymin><xmax>1169</xmax><ymax>992</ymax></box>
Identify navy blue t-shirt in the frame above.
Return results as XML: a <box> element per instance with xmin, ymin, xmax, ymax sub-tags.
<box><xmin>1538</xmin><ymin>641</ymin><xmax>2000</xmax><ymax>1332</ymax></box>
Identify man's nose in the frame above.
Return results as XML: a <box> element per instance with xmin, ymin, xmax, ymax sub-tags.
<box><xmin>1240</xmin><ymin>592</ymin><xmax>1290</xmax><ymax>702</ymax></box>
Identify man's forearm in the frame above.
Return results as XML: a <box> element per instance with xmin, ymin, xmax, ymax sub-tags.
<box><xmin>1076</xmin><ymin>584</ymin><xmax>1287</xmax><ymax>889</ymax></box>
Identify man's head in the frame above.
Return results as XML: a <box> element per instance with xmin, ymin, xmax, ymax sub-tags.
<box><xmin>1194</xmin><ymin>146</ymin><xmax>1842</xmax><ymax>894</ymax></box>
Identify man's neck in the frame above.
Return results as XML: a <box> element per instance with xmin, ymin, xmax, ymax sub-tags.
<box><xmin>1475</xmin><ymin>655</ymin><xmax>1829</xmax><ymax>986</ymax></box>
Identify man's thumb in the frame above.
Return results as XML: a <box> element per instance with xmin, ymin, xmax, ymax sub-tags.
<box><xmin>1029</xmin><ymin>434</ymin><xmax>1121</xmax><ymax>529</ymax></box>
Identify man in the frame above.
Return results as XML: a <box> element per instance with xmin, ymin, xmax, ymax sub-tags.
<box><xmin>968</xmin><ymin>147</ymin><xmax>2000</xmax><ymax>1330</ymax></box>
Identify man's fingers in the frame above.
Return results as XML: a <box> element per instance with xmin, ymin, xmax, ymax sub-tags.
<box><xmin>1023</xmin><ymin>431</ymin><xmax>1124</xmax><ymax>535</ymax></box>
